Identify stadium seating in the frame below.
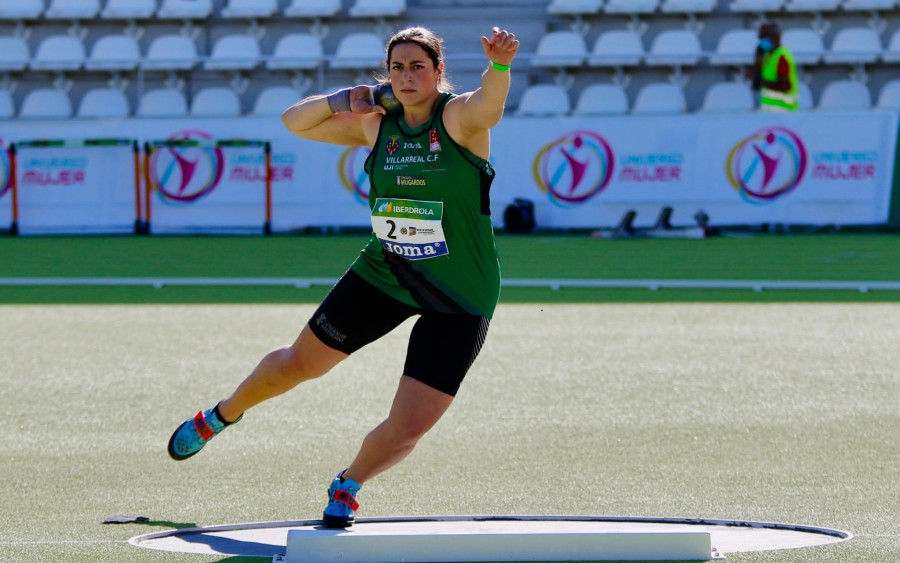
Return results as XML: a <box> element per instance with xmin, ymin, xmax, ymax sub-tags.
<box><xmin>100</xmin><ymin>0</ymin><xmax>157</xmax><ymax>20</ymax></box>
<box><xmin>330</xmin><ymin>32</ymin><xmax>384</xmax><ymax>71</ymax></box>
<box><xmin>781</xmin><ymin>28</ymin><xmax>825</xmax><ymax>65</ymax></box>
<box><xmin>0</xmin><ymin>0</ymin><xmax>44</xmax><ymax>20</ymax></box>
<box><xmin>547</xmin><ymin>0</ymin><xmax>604</xmax><ymax>16</ymax></box>
<box><xmin>136</xmin><ymin>88</ymin><xmax>188</xmax><ymax>117</ymax></box>
<box><xmin>515</xmin><ymin>84</ymin><xmax>571</xmax><ymax>116</ymax></box>
<box><xmin>19</xmin><ymin>88</ymin><xmax>72</xmax><ymax>119</ymax></box>
<box><xmin>709</xmin><ymin>29</ymin><xmax>756</xmax><ymax>66</ymax></box>
<box><xmin>221</xmin><ymin>0</ymin><xmax>279</xmax><ymax>19</ymax></box>
<box><xmin>30</xmin><ymin>35</ymin><xmax>85</xmax><ymax>71</ymax></box>
<box><xmin>531</xmin><ymin>31</ymin><xmax>588</xmax><ymax>69</ymax></box>
<box><xmin>632</xmin><ymin>82</ymin><xmax>687</xmax><ymax>113</ymax></box>
<box><xmin>252</xmin><ymin>86</ymin><xmax>300</xmax><ymax>115</ymax></box>
<box><xmin>0</xmin><ymin>90</ymin><xmax>14</xmax><ymax>119</ymax></box>
<box><xmin>156</xmin><ymin>0</ymin><xmax>213</xmax><ymax>20</ymax></box>
<box><xmin>85</xmin><ymin>35</ymin><xmax>141</xmax><ymax>71</ymax></box>
<box><xmin>728</xmin><ymin>0</ymin><xmax>785</xmax><ymax>12</ymax></box>
<box><xmin>660</xmin><ymin>0</ymin><xmax>717</xmax><ymax>13</ymax></box>
<box><xmin>572</xmin><ymin>83</ymin><xmax>629</xmax><ymax>115</ymax></box>
<box><xmin>143</xmin><ymin>35</ymin><xmax>199</xmax><ymax>71</ymax></box>
<box><xmin>875</xmin><ymin>79</ymin><xmax>900</xmax><ymax>110</ymax></box>
<box><xmin>204</xmin><ymin>34</ymin><xmax>262</xmax><ymax>71</ymax></box>
<box><xmin>266</xmin><ymin>33</ymin><xmax>324</xmax><ymax>71</ymax></box>
<box><xmin>644</xmin><ymin>30</ymin><xmax>702</xmax><ymax>67</ymax></box>
<box><xmin>842</xmin><ymin>0</ymin><xmax>896</xmax><ymax>11</ymax></box>
<box><xmin>587</xmin><ymin>30</ymin><xmax>644</xmax><ymax>67</ymax></box>
<box><xmin>0</xmin><ymin>36</ymin><xmax>30</xmax><ymax>71</ymax></box>
<box><xmin>797</xmin><ymin>81</ymin><xmax>814</xmax><ymax>110</ymax></box>
<box><xmin>283</xmin><ymin>0</ymin><xmax>342</xmax><ymax>18</ymax></box>
<box><xmin>824</xmin><ymin>27</ymin><xmax>882</xmax><ymax>65</ymax></box>
<box><xmin>817</xmin><ymin>79</ymin><xmax>871</xmax><ymax>110</ymax></box>
<box><xmin>700</xmin><ymin>81</ymin><xmax>755</xmax><ymax>112</ymax></box>
<box><xmin>77</xmin><ymin>87</ymin><xmax>130</xmax><ymax>118</ymax></box>
<box><xmin>883</xmin><ymin>29</ymin><xmax>900</xmax><ymax>63</ymax></box>
<box><xmin>190</xmin><ymin>87</ymin><xmax>242</xmax><ymax>117</ymax></box>
<box><xmin>784</xmin><ymin>0</ymin><xmax>841</xmax><ymax>12</ymax></box>
<box><xmin>43</xmin><ymin>0</ymin><xmax>100</xmax><ymax>20</ymax></box>
<box><xmin>349</xmin><ymin>0</ymin><xmax>406</xmax><ymax>18</ymax></box>
<box><xmin>605</xmin><ymin>0</ymin><xmax>659</xmax><ymax>13</ymax></box>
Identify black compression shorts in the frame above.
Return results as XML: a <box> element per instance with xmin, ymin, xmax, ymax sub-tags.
<box><xmin>308</xmin><ymin>269</ymin><xmax>490</xmax><ymax>396</ymax></box>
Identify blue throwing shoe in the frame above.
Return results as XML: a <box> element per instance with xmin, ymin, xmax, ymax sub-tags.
<box><xmin>167</xmin><ymin>405</ymin><xmax>241</xmax><ymax>461</ymax></box>
<box><xmin>322</xmin><ymin>471</ymin><xmax>361</xmax><ymax>528</ymax></box>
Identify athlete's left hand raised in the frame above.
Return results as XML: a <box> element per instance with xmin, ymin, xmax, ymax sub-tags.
<box><xmin>481</xmin><ymin>27</ymin><xmax>519</xmax><ymax>67</ymax></box>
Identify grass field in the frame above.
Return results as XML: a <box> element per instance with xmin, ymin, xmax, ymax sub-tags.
<box><xmin>1</xmin><ymin>233</ymin><xmax>898</xmax><ymax>562</ymax></box>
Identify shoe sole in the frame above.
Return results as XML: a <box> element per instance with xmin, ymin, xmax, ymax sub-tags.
<box><xmin>322</xmin><ymin>514</ymin><xmax>354</xmax><ymax>528</ymax></box>
<box><xmin>167</xmin><ymin>422</ymin><xmax>201</xmax><ymax>461</ymax></box>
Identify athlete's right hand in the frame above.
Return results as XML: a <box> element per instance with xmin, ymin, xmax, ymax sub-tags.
<box><xmin>349</xmin><ymin>85</ymin><xmax>387</xmax><ymax>115</ymax></box>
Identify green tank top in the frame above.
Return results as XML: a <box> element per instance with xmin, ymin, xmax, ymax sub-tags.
<box><xmin>350</xmin><ymin>92</ymin><xmax>501</xmax><ymax>318</ymax></box>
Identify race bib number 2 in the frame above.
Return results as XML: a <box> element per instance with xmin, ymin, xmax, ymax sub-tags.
<box><xmin>371</xmin><ymin>198</ymin><xmax>448</xmax><ymax>261</ymax></box>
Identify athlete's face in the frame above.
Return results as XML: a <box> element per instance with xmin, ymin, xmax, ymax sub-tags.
<box><xmin>388</xmin><ymin>43</ymin><xmax>442</xmax><ymax>107</ymax></box>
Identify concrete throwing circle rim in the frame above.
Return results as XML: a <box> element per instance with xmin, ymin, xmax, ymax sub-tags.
<box><xmin>129</xmin><ymin>515</ymin><xmax>851</xmax><ymax>560</ymax></box>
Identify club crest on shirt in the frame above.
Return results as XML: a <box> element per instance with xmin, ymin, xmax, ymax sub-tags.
<box><xmin>429</xmin><ymin>129</ymin><xmax>441</xmax><ymax>152</ymax></box>
<box><xmin>385</xmin><ymin>135</ymin><xmax>400</xmax><ymax>155</ymax></box>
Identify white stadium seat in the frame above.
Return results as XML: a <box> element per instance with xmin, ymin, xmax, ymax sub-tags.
<box><xmin>284</xmin><ymin>0</ymin><xmax>342</xmax><ymax>18</ymax></box>
<box><xmin>644</xmin><ymin>30</ymin><xmax>702</xmax><ymax>66</ymax></box>
<box><xmin>883</xmin><ymin>29</ymin><xmax>900</xmax><ymax>63</ymax></box>
<box><xmin>30</xmin><ymin>35</ymin><xmax>85</xmax><ymax>71</ymax></box>
<box><xmin>266</xmin><ymin>33</ymin><xmax>324</xmax><ymax>70</ymax></box>
<box><xmin>0</xmin><ymin>0</ymin><xmax>45</xmax><ymax>20</ymax></box>
<box><xmin>588</xmin><ymin>30</ymin><xmax>643</xmax><ymax>67</ymax></box>
<box><xmin>632</xmin><ymin>83</ymin><xmax>687</xmax><ymax>114</ymax></box>
<box><xmin>817</xmin><ymin>79</ymin><xmax>871</xmax><ymax>110</ymax></box>
<box><xmin>728</xmin><ymin>0</ymin><xmax>785</xmax><ymax>12</ymax></box>
<box><xmin>701</xmin><ymin>81</ymin><xmax>755</xmax><ymax>112</ymax></box>
<box><xmin>330</xmin><ymin>32</ymin><xmax>384</xmax><ymax>70</ymax></box>
<box><xmin>797</xmin><ymin>81</ymin><xmax>814</xmax><ymax>110</ymax></box>
<box><xmin>824</xmin><ymin>27</ymin><xmax>882</xmax><ymax>65</ymax></box>
<box><xmin>572</xmin><ymin>83</ymin><xmax>629</xmax><ymax>115</ymax></box>
<box><xmin>709</xmin><ymin>29</ymin><xmax>757</xmax><ymax>66</ymax></box>
<box><xmin>605</xmin><ymin>0</ymin><xmax>659</xmax><ymax>13</ymax></box>
<box><xmin>77</xmin><ymin>88</ymin><xmax>130</xmax><ymax>118</ymax></box>
<box><xmin>842</xmin><ymin>0</ymin><xmax>896</xmax><ymax>11</ymax></box>
<box><xmin>531</xmin><ymin>31</ymin><xmax>588</xmax><ymax>68</ymax></box>
<box><xmin>0</xmin><ymin>36</ymin><xmax>30</xmax><ymax>71</ymax></box>
<box><xmin>44</xmin><ymin>0</ymin><xmax>100</xmax><ymax>20</ymax></box>
<box><xmin>222</xmin><ymin>0</ymin><xmax>279</xmax><ymax>18</ymax></box>
<box><xmin>156</xmin><ymin>0</ymin><xmax>212</xmax><ymax>19</ymax></box>
<box><xmin>349</xmin><ymin>0</ymin><xmax>405</xmax><ymax>17</ymax></box>
<box><xmin>784</xmin><ymin>0</ymin><xmax>840</xmax><ymax>11</ymax></box>
<box><xmin>85</xmin><ymin>35</ymin><xmax>141</xmax><ymax>71</ymax></box>
<box><xmin>782</xmin><ymin>28</ymin><xmax>825</xmax><ymax>65</ymax></box>
<box><xmin>190</xmin><ymin>87</ymin><xmax>242</xmax><ymax>117</ymax></box>
<box><xmin>143</xmin><ymin>35</ymin><xmax>199</xmax><ymax>71</ymax></box>
<box><xmin>516</xmin><ymin>84</ymin><xmax>571</xmax><ymax>116</ymax></box>
<box><xmin>19</xmin><ymin>88</ymin><xmax>72</xmax><ymax>119</ymax></box>
<box><xmin>875</xmin><ymin>79</ymin><xmax>900</xmax><ymax>110</ymax></box>
<box><xmin>204</xmin><ymin>34</ymin><xmax>262</xmax><ymax>71</ymax></box>
<box><xmin>137</xmin><ymin>88</ymin><xmax>188</xmax><ymax>117</ymax></box>
<box><xmin>252</xmin><ymin>86</ymin><xmax>301</xmax><ymax>115</ymax></box>
<box><xmin>0</xmin><ymin>90</ymin><xmax>14</xmax><ymax>119</ymax></box>
<box><xmin>661</xmin><ymin>0</ymin><xmax>717</xmax><ymax>13</ymax></box>
<box><xmin>547</xmin><ymin>0</ymin><xmax>604</xmax><ymax>16</ymax></box>
<box><xmin>101</xmin><ymin>0</ymin><xmax>157</xmax><ymax>20</ymax></box>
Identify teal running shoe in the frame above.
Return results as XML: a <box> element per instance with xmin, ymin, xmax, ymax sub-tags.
<box><xmin>167</xmin><ymin>405</ymin><xmax>241</xmax><ymax>461</ymax></box>
<box><xmin>322</xmin><ymin>472</ymin><xmax>361</xmax><ymax>528</ymax></box>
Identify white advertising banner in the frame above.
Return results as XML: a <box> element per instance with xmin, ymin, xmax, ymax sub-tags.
<box><xmin>0</xmin><ymin>110</ymin><xmax>896</xmax><ymax>233</ymax></box>
<box><xmin>14</xmin><ymin>140</ymin><xmax>137</xmax><ymax>235</ymax></box>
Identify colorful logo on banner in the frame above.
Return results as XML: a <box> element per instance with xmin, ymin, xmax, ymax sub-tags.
<box><xmin>0</xmin><ymin>143</ymin><xmax>10</xmax><ymax>199</ymax></box>
<box><xmin>338</xmin><ymin>146</ymin><xmax>371</xmax><ymax>204</ymax></box>
<box><xmin>533</xmin><ymin>130</ymin><xmax>614</xmax><ymax>206</ymax></box>
<box><xmin>149</xmin><ymin>130</ymin><xmax>224</xmax><ymax>204</ymax></box>
<box><xmin>726</xmin><ymin>126</ymin><xmax>808</xmax><ymax>203</ymax></box>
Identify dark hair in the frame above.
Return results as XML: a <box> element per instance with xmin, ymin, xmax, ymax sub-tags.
<box><xmin>384</xmin><ymin>26</ymin><xmax>454</xmax><ymax>91</ymax></box>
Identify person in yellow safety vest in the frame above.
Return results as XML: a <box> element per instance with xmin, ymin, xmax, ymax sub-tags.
<box><xmin>747</xmin><ymin>21</ymin><xmax>799</xmax><ymax>112</ymax></box>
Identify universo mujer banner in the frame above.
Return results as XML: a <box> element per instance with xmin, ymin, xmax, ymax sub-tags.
<box><xmin>1</xmin><ymin>110</ymin><xmax>897</xmax><ymax>234</ymax></box>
